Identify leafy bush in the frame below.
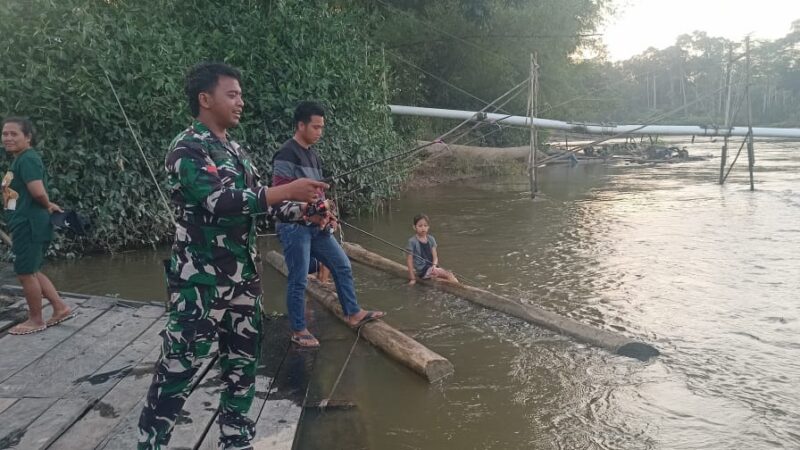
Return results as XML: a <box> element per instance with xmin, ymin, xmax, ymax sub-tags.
<box><xmin>0</xmin><ymin>0</ymin><xmax>407</xmax><ymax>256</ymax></box>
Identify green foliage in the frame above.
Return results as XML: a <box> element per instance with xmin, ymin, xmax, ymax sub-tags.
<box><xmin>342</xmin><ymin>0</ymin><xmax>611</xmax><ymax>144</ymax></box>
<box><xmin>0</xmin><ymin>0</ymin><xmax>406</xmax><ymax>255</ymax></box>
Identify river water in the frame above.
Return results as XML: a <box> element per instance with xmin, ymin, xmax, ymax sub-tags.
<box><xmin>43</xmin><ymin>140</ymin><xmax>799</xmax><ymax>449</ymax></box>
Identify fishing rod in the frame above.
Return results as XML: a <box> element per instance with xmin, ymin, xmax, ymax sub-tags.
<box><xmin>104</xmin><ymin>69</ymin><xmax>176</xmax><ymax>224</ymax></box>
<box><xmin>323</xmin><ymin>76</ymin><xmax>531</xmax><ymax>185</ymax></box>
<box><xmin>322</xmin><ymin>139</ymin><xmax>441</xmax><ymax>185</ymax></box>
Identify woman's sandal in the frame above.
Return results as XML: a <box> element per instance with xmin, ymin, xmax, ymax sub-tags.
<box><xmin>46</xmin><ymin>311</ymin><xmax>76</xmax><ymax>327</ymax></box>
<box><xmin>8</xmin><ymin>323</ymin><xmax>47</xmax><ymax>335</ymax></box>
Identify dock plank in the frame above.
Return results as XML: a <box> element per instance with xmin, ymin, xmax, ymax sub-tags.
<box><xmin>0</xmin><ymin>398</ymin><xmax>56</xmax><ymax>449</ymax></box>
<box><xmin>96</xmin><ymin>351</ymin><xmax>219</xmax><ymax>450</ymax></box>
<box><xmin>252</xmin><ymin>399</ymin><xmax>303</xmax><ymax>450</ymax></box>
<box><xmin>48</xmin><ymin>343</ymin><xmax>164</xmax><ymax>450</ymax></box>
<box><xmin>253</xmin><ymin>316</ymin><xmax>316</xmax><ymax>450</ymax></box>
<box><xmin>0</xmin><ymin>299</ymin><xmax>47</xmax><ymax>334</ymax></box>
<box><xmin>10</xmin><ymin>398</ymin><xmax>91</xmax><ymax>450</ymax></box>
<box><xmin>0</xmin><ymin>305</ymin><xmax>159</xmax><ymax>398</ymax></box>
<box><xmin>71</xmin><ymin>308</ymin><xmax>165</xmax><ymax>401</ymax></box>
<box><xmin>0</xmin><ymin>300</ymin><xmax>107</xmax><ymax>383</ymax></box>
<box><xmin>168</xmin><ymin>364</ymin><xmax>224</xmax><ymax>450</ymax></box>
<box><xmin>197</xmin><ymin>373</ymin><xmax>272</xmax><ymax>450</ymax></box>
<box><xmin>0</xmin><ymin>398</ymin><xmax>18</xmax><ymax>415</ymax></box>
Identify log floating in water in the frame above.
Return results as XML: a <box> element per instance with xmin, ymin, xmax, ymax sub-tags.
<box><xmin>263</xmin><ymin>251</ymin><xmax>454</xmax><ymax>383</ymax></box>
<box><xmin>341</xmin><ymin>242</ymin><xmax>659</xmax><ymax>361</ymax></box>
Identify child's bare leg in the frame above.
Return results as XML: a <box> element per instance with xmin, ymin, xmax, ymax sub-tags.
<box><xmin>317</xmin><ymin>264</ymin><xmax>331</xmax><ymax>284</ymax></box>
<box><xmin>446</xmin><ymin>271</ymin><xmax>459</xmax><ymax>283</ymax></box>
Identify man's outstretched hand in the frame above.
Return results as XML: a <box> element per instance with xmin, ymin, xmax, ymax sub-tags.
<box><xmin>269</xmin><ymin>178</ymin><xmax>329</xmax><ymax>204</ymax></box>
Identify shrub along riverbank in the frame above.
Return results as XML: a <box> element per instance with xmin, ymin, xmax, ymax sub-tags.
<box><xmin>0</xmin><ymin>0</ymin><xmax>408</xmax><ymax>256</ymax></box>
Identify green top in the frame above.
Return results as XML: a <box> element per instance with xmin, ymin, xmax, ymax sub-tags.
<box><xmin>4</xmin><ymin>148</ymin><xmax>53</xmax><ymax>242</ymax></box>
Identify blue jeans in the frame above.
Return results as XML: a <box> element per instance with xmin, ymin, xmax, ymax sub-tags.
<box><xmin>277</xmin><ymin>222</ymin><xmax>361</xmax><ymax>332</ymax></box>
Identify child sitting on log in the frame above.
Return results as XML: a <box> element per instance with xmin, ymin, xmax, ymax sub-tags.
<box><xmin>406</xmin><ymin>214</ymin><xmax>458</xmax><ymax>285</ymax></box>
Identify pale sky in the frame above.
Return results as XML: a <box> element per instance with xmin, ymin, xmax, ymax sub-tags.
<box><xmin>602</xmin><ymin>0</ymin><xmax>800</xmax><ymax>61</ymax></box>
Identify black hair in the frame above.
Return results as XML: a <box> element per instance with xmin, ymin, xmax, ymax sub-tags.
<box><xmin>413</xmin><ymin>214</ymin><xmax>430</xmax><ymax>226</ymax></box>
<box><xmin>185</xmin><ymin>62</ymin><xmax>242</xmax><ymax>117</ymax></box>
<box><xmin>293</xmin><ymin>101</ymin><xmax>325</xmax><ymax>128</ymax></box>
<box><xmin>2</xmin><ymin>116</ymin><xmax>36</xmax><ymax>146</ymax></box>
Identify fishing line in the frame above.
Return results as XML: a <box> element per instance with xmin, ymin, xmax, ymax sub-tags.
<box><xmin>104</xmin><ymin>70</ymin><xmax>176</xmax><ymax>225</ymax></box>
<box><xmin>323</xmin><ymin>76</ymin><xmax>530</xmax><ymax>185</ymax></box>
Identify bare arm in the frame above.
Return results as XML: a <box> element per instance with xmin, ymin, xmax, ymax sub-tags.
<box><xmin>431</xmin><ymin>247</ymin><xmax>440</xmax><ymax>266</ymax></box>
<box><xmin>26</xmin><ymin>180</ymin><xmax>62</xmax><ymax>213</ymax></box>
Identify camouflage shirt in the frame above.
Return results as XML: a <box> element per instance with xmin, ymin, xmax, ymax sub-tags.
<box><xmin>165</xmin><ymin>120</ymin><xmax>287</xmax><ymax>286</ymax></box>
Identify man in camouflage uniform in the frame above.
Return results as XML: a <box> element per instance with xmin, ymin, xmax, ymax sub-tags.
<box><xmin>137</xmin><ymin>62</ymin><xmax>325</xmax><ymax>450</ymax></box>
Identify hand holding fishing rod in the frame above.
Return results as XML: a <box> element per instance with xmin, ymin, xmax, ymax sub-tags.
<box><xmin>302</xmin><ymin>197</ymin><xmax>339</xmax><ymax>233</ymax></box>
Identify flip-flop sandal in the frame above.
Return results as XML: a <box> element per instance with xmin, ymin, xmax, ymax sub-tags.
<box><xmin>290</xmin><ymin>333</ymin><xmax>320</xmax><ymax>348</ymax></box>
<box><xmin>8</xmin><ymin>324</ymin><xmax>47</xmax><ymax>335</ymax></box>
<box><xmin>349</xmin><ymin>311</ymin><xmax>386</xmax><ymax>329</ymax></box>
<box><xmin>46</xmin><ymin>311</ymin><xmax>76</xmax><ymax>327</ymax></box>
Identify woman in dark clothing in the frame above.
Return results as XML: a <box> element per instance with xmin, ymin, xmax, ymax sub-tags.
<box><xmin>2</xmin><ymin>117</ymin><xmax>72</xmax><ymax>335</ymax></box>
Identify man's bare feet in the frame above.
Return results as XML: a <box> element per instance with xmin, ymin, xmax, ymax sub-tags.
<box><xmin>8</xmin><ymin>319</ymin><xmax>47</xmax><ymax>335</ymax></box>
<box><xmin>46</xmin><ymin>308</ymin><xmax>74</xmax><ymax>327</ymax></box>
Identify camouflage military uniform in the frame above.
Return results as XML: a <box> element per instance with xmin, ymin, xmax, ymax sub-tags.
<box><xmin>138</xmin><ymin>121</ymin><xmax>297</xmax><ymax>450</ymax></box>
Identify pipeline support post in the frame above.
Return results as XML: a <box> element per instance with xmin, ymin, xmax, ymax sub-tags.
<box><xmin>745</xmin><ymin>36</ymin><xmax>756</xmax><ymax>191</ymax></box>
<box><xmin>527</xmin><ymin>53</ymin><xmax>540</xmax><ymax>198</ymax></box>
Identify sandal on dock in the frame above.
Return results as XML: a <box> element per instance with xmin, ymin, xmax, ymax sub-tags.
<box><xmin>8</xmin><ymin>323</ymin><xmax>47</xmax><ymax>335</ymax></box>
<box><xmin>291</xmin><ymin>333</ymin><xmax>320</xmax><ymax>348</ymax></box>
<box><xmin>46</xmin><ymin>311</ymin><xmax>76</xmax><ymax>327</ymax></box>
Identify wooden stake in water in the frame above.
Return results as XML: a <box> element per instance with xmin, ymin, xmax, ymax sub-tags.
<box><xmin>745</xmin><ymin>36</ymin><xmax>756</xmax><ymax>191</ymax></box>
<box><xmin>720</xmin><ymin>45</ymin><xmax>734</xmax><ymax>185</ymax></box>
<box><xmin>527</xmin><ymin>53</ymin><xmax>540</xmax><ymax>199</ymax></box>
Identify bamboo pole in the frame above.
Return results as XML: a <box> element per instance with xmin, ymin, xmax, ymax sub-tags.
<box><xmin>264</xmin><ymin>251</ymin><xmax>454</xmax><ymax>383</ymax></box>
<box><xmin>341</xmin><ymin>243</ymin><xmax>660</xmax><ymax>361</ymax></box>
<box><xmin>720</xmin><ymin>46</ymin><xmax>734</xmax><ymax>185</ymax></box>
<box><xmin>527</xmin><ymin>53</ymin><xmax>540</xmax><ymax>198</ymax></box>
<box><xmin>745</xmin><ymin>37</ymin><xmax>755</xmax><ymax>191</ymax></box>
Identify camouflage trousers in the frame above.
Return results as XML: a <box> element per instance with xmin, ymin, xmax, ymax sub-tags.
<box><xmin>137</xmin><ymin>275</ymin><xmax>263</xmax><ymax>450</ymax></box>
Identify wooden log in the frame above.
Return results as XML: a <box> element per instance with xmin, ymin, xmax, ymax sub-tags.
<box><xmin>264</xmin><ymin>251</ymin><xmax>454</xmax><ymax>383</ymax></box>
<box><xmin>342</xmin><ymin>242</ymin><xmax>660</xmax><ymax>361</ymax></box>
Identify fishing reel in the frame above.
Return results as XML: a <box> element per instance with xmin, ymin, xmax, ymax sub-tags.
<box><xmin>304</xmin><ymin>199</ymin><xmax>337</xmax><ymax>234</ymax></box>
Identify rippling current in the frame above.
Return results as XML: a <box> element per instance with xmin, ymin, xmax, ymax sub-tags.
<box><xmin>45</xmin><ymin>140</ymin><xmax>799</xmax><ymax>449</ymax></box>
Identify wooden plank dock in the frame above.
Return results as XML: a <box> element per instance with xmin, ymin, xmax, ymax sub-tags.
<box><xmin>0</xmin><ymin>285</ymin><xmax>314</xmax><ymax>450</ymax></box>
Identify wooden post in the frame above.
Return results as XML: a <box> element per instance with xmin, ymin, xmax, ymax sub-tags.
<box><xmin>264</xmin><ymin>251</ymin><xmax>454</xmax><ymax>383</ymax></box>
<box><xmin>720</xmin><ymin>45</ymin><xmax>734</xmax><ymax>185</ymax></box>
<box><xmin>652</xmin><ymin>74</ymin><xmax>657</xmax><ymax>110</ymax></box>
<box><xmin>745</xmin><ymin>37</ymin><xmax>756</xmax><ymax>191</ymax></box>
<box><xmin>527</xmin><ymin>53</ymin><xmax>540</xmax><ymax>198</ymax></box>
